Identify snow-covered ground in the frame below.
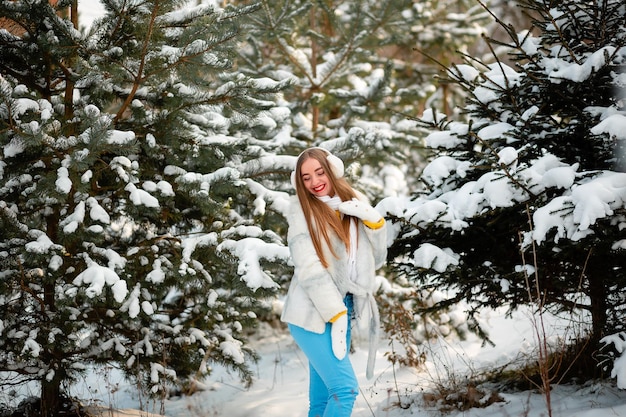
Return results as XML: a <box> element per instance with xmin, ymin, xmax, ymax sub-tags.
<box><xmin>58</xmin><ymin>306</ymin><xmax>626</xmax><ymax>417</ymax></box>
<box><xmin>24</xmin><ymin>2</ymin><xmax>624</xmax><ymax>416</ymax></box>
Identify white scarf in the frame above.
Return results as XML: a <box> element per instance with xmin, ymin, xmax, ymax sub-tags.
<box><xmin>317</xmin><ymin>195</ymin><xmax>342</xmax><ymax>210</ymax></box>
<box><xmin>317</xmin><ymin>195</ymin><xmax>359</xmax><ymax>282</ymax></box>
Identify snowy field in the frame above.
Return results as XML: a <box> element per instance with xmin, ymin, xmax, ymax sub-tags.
<box><xmin>52</xmin><ymin>306</ymin><xmax>626</xmax><ymax>417</ymax></box>
<box><xmin>21</xmin><ymin>2</ymin><xmax>622</xmax><ymax>416</ymax></box>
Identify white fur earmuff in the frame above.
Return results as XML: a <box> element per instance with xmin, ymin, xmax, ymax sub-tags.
<box><xmin>290</xmin><ymin>147</ymin><xmax>344</xmax><ymax>188</ymax></box>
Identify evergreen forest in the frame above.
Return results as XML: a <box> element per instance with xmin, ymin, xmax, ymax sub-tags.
<box><xmin>0</xmin><ymin>0</ymin><xmax>625</xmax><ymax>416</ymax></box>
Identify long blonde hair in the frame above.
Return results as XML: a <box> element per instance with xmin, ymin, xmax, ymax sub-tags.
<box><xmin>294</xmin><ymin>148</ymin><xmax>357</xmax><ymax>268</ymax></box>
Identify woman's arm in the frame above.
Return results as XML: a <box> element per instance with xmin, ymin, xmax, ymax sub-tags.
<box><xmin>338</xmin><ymin>194</ymin><xmax>388</xmax><ymax>269</ymax></box>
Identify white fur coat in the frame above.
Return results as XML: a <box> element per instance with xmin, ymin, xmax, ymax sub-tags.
<box><xmin>281</xmin><ymin>194</ymin><xmax>387</xmax><ymax>378</ymax></box>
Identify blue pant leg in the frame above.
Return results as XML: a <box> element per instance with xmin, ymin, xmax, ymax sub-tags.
<box><xmin>289</xmin><ymin>295</ymin><xmax>357</xmax><ymax>417</ymax></box>
<box><xmin>308</xmin><ymin>363</ymin><xmax>327</xmax><ymax>417</ymax></box>
<box><xmin>289</xmin><ymin>324</ymin><xmax>358</xmax><ymax>417</ymax></box>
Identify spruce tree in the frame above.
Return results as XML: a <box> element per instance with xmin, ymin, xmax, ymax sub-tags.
<box><xmin>232</xmin><ymin>0</ymin><xmax>491</xmax><ymax>200</ymax></box>
<box><xmin>0</xmin><ymin>0</ymin><xmax>292</xmax><ymax>414</ymax></box>
<box><xmin>226</xmin><ymin>0</ymin><xmax>494</xmax><ymax>367</ymax></box>
<box><xmin>385</xmin><ymin>0</ymin><xmax>626</xmax><ymax>379</ymax></box>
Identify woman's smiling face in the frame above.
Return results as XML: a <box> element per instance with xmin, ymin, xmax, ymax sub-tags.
<box><xmin>300</xmin><ymin>157</ymin><xmax>334</xmax><ymax>197</ymax></box>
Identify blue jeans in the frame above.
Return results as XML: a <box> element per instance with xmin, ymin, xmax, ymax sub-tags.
<box><xmin>288</xmin><ymin>295</ymin><xmax>357</xmax><ymax>417</ymax></box>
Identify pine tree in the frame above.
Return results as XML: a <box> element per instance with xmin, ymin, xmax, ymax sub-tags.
<box><xmin>385</xmin><ymin>0</ymin><xmax>626</xmax><ymax>379</ymax></box>
<box><xmin>225</xmin><ymin>0</ymin><xmax>494</xmax><ymax>368</ymax></box>
<box><xmin>0</xmin><ymin>0</ymin><xmax>292</xmax><ymax>414</ymax></box>
<box><xmin>231</xmin><ymin>0</ymin><xmax>491</xmax><ymax>200</ymax></box>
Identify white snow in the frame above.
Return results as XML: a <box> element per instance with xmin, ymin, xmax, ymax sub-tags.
<box><xmin>57</xmin><ymin>306</ymin><xmax>626</xmax><ymax>417</ymax></box>
<box><xmin>546</xmin><ymin>46</ymin><xmax>618</xmax><ymax>83</ymax></box>
<box><xmin>541</xmin><ymin>165</ymin><xmax>577</xmax><ymax>189</ymax></box>
<box><xmin>125</xmin><ymin>183</ymin><xmax>160</xmax><ymax>208</ymax></box>
<box><xmin>55</xmin><ymin>166</ymin><xmax>72</xmax><ymax>194</ymax></box>
<box><xmin>4</xmin><ymin>2</ymin><xmax>625</xmax><ymax>417</ymax></box>
<box><xmin>217</xmin><ymin>237</ymin><xmax>288</xmax><ymax>291</ymax></box>
<box><xmin>122</xmin><ymin>284</ymin><xmax>141</xmax><ymax>319</ymax></box>
<box><xmin>478</xmin><ymin>122</ymin><xmax>516</xmax><ymax>142</ymax></box>
<box><xmin>413</xmin><ymin>243</ymin><xmax>460</xmax><ymax>273</ymax></box>
<box><xmin>22</xmin><ymin>337</ymin><xmax>41</xmax><ymax>358</ymax></box>
<box><xmin>422</xmin><ymin>156</ymin><xmax>464</xmax><ymax>186</ymax></box>
<box><xmin>497</xmin><ymin>146</ymin><xmax>518</xmax><ymax>166</ymax></box>
<box><xmin>591</xmin><ymin>113</ymin><xmax>626</xmax><ymax>140</ymax></box>
<box><xmin>424</xmin><ymin>128</ymin><xmax>466</xmax><ymax>149</ymax></box>
<box><xmin>181</xmin><ymin>232</ymin><xmax>218</xmax><ymax>263</ymax></box>
<box><xmin>107</xmin><ymin>130</ymin><xmax>136</xmax><ymax>145</ymax></box>
<box><xmin>146</xmin><ymin>259</ymin><xmax>166</xmax><ymax>284</ymax></box>
<box><xmin>87</xmin><ymin>197</ymin><xmax>111</xmax><ymax>224</ymax></box>
<box><xmin>453</xmin><ymin>64</ymin><xmax>481</xmax><ymax>82</ymax></box>
<box><xmin>61</xmin><ymin>201</ymin><xmax>86</xmax><ymax>233</ymax></box>
<box><xmin>531</xmin><ymin>172</ymin><xmax>626</xmax><ymax>244</ymax></box>
<box><xmin>25</xmin><ymin>231</ymin><xmax>62</xmax><ymax>254</ymax></box>
<box><xmin>601</xmin><ymin>333</ymin><xmax>626</xmax><ymax>389</ymax></box>
<box><xmin>73</xmin><ymin>262</ymin><xmax>129</xmax><ymax>303</ymax></box>
<box><xmin>142</xmin><ymin>180</ymin><xmax>175</xmax><ymax>197</ymax></box>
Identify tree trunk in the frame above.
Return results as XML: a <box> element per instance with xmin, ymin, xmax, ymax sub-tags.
<box><xmin>588</xmin><ymin>265</ymin><xmax>607</xmax><ymax>345</ymax></box>
<box><xmin>583</xmin><ymin>254</ymin><xmax>608</xmax><ymax>379</ymax></box>
<box><xmin>41</xmin><ymin>372</ymin><xmax>62</xmax><ymax>417</ymax></box>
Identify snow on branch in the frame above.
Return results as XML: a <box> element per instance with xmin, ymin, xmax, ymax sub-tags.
<box><xmin>181</xmin><ymin>232</ymin><xmax>219</xmax><ymax>263</ymax></box>
<box><xmin>591</xmin><ymin>114</ymin><xmax>626</xmax><ymax>141</ymax></box>
<box><xmin>244</xmin><ymin>178</ymin><xmax>291</xmax><ymax>217</ymax></box>
<box><xmin>546</xmin><ymin>46</ymin><xmax>619</xmax><ymax>83</ymax></box>
<box><xmin>176</xmin><ymin>166</ymin><xmax>241</xmax><ymax>193</ymax></box>
<box><xmin>156</xmin><ymin>3</ymin><xmax>219</xmax><ymax>25</ymax></box>
<box><xmin>601</xmin><ymin>332</ymin><xmax>626</xmax><ymax>389</ymax></box>
<box><xmin>238</xmin><ymin>155</ymin><xmax>296</xmax><ymax>177</ymax></box>
<box><xmin>214</xmin><ymin>327</ymin><xmax>246</xmax><ymax>365</ymax></box>
<box><xmin>60</xmin><ymin>201</ymin><xmax>85</xmax><ymax>233</ymax></box>
<box><xmin>217</xmin><ymin>237</ymin><xmax>288</xmax><ymax>291</ymax></box>
<box><xmin>413</xmin><ymin>243</ymin><xmax>460</xmax><ymax>273</ymax></box>
<box><xmin>125</xmin><ymin>183</ymin><xmax>160</xmax><ymax>208</ymax></box>
<box><xmin>531</xmin><ymin>172</ymin><xmax>626</xmax><ymax>244</ymax></box>
<box><xmin>25</xmin><ymin>230</ymin><xmax>63</xmax><ymax>254</ymax></box>
<box><xmin>72</xmin><ymin>262</ymin><xmax>129</xmax><ymax>303</ymax></box>
<box><xmin>150</xmin><ymin>362</ymin><xmax>176</xmax><ymax>393</ymax></box>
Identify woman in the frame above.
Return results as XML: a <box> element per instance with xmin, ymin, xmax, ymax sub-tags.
<box><xmin>281</xmin><ymin>147</ymin><xmax>387</xmax><ymax>417</ymax></box>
